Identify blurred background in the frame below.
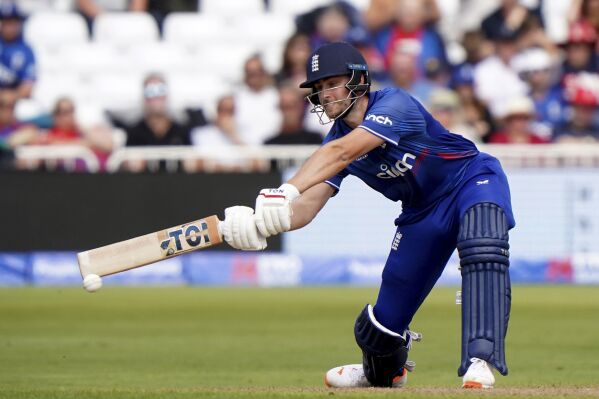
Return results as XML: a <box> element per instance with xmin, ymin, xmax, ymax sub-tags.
<box><xmin>1</xmin><ymin>0</ymin><xmax>598</xmax><ymax>288</ymax></box>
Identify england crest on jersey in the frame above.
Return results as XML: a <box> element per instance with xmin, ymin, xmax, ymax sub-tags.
<box><xmin>311</xmin><ymin>54</ymin><xmax>319</xmax><ymax>72</ymax></box>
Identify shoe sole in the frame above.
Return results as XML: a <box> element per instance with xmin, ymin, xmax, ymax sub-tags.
<box><xmin>324</xmin><ymin>373</ymin><xmax>407</xmax><ymax>388</ymax></box>
<box><xmin>462</xmin><ymin>381</ymin><xmax>493</xmax><ymax>389</ymax></box>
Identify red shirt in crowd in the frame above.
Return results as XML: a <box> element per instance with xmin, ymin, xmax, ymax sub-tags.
<box><xmin>488</xmin><ymin>131</ymin><xmax>550</xmax><ymax>144</ymax></box>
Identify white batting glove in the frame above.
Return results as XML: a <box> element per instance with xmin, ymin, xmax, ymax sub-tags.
<box><xmin>222</xmin><ymin>206</ymin><xmax>267</xmax><ymax>251</ymax></box>
<box><xmin>254</xmin><ymin>183</ymin><xmax>301</xmax><ymax>237</ymax></box>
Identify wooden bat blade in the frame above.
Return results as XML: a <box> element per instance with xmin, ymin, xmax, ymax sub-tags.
<box><xmin>77</xmin><ymin>215</ymin><xmax>222</xmax><ymax>278</ymax></box>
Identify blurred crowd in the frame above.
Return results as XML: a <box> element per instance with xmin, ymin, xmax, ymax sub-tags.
<box><xmin>0</xmin><ymin>0</ymin><xmax>598</xmax><ymax>172</ymax></box>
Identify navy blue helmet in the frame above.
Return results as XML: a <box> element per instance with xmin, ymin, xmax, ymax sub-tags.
<box><xmin>300</xmin><ymin>41</ymin><xmax>370</xmax><ymax>90</ymax></box>
<box><xmin>301</xmin><ymin>42</ymin><xmax>371</xmax><ymax>123</ymax></box>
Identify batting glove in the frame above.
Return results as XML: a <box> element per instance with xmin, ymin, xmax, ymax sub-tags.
<box><xmin>254</xmin><ymin>183</ymin><xmax>301</xmax><ymax>237</ymax></box>
<box><xmin>222</xmin><ymin>206</ymin><xmax>267</xmax><ymax>251</ymax></box>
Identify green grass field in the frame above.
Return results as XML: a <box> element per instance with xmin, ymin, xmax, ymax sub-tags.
<box><xmin>0</xmin><ymin>286</ymin><xmax>598</xmax><ymax>399</ymax></box>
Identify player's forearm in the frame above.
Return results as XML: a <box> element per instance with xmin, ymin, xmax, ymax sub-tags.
<box><xmin>288</xmin><ymin>141</ymin><xmax>352</xmax><ymax>193</ymax></box>
<box><xmin>290</xmin><ymin>201</ymin><xmax>317</xmax><ymax>231</ymax></box>
<box><xmin>290</xmin><ymin>183</ymin><xmax>334</xmax><ymax>230</ymax></box>
<box><xmin>288</xmin><ymin>128</ymin><xmax>384</xmax><ymax>193</ymax></box>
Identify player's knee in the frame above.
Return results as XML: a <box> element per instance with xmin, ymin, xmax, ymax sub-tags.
<box><xmin>457</xmin><ymin>202</ymin><xmax>510</xmax><ymax>271</ymax></box>
<box><xmin>354</xmin><ymin>304</ymin><xmax>409</xmax><ymax>387</ymax></box>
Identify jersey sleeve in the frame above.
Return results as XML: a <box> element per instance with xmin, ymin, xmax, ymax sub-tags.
<box><xmin>358</xmin><ymin>90</ymin><xmax>425</xmax><ymax>145</ymax></box>
<box><xmin>324</xmin><ymin>168</ymin><xmax>349</xmax><ymax>195</ymax></box>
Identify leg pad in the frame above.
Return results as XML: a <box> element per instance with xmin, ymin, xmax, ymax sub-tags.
<box><xmin>458</xmin><ymin>203</ymin><xmax>511</xmax><ymax>376</ymax></box>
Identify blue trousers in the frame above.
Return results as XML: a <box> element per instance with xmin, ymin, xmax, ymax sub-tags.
<box><xmin>373</xmin><ymin>153</ymin><xmax>515</xmax><ymax>332</ymax></box>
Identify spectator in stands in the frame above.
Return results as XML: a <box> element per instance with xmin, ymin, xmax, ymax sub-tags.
<box><xmin>512</xmin><ymin>48</ymin><xmax>565</xmax><ymax>137</ymax></box>
<box><xmin>489</xmin><ymin>96</ymin><xmax>549</xmax><ymax>144</ymax></box>
<box><xmin>311</xmin><ymin>5</ymin><xmax>351</xmax><ymax>49</ymax></box>
<box><xmin>450</xmin><ymin>63</ymin><xmax>496</xmax><ymax>143</ymax></box>
<box><xmin>481</xmin><ymin>0</ymin><xmax>539</xmax><ymax>42</ymax></box>
<box><xmin>371</xmin><ymin>0</ymin><xmax>448</xmax><ymax>80</ymax></box>
<box><xmin>570</xmin><ymin>0</ymin><xmax>599</xmax><ymax>32</ymax></box>
<box><xmin>192</xmin><ymin>95</ymin><xmax>243</xmax><ymax>147</ymax></box>
<box><xmin>473</xmin><ymin>29</ymin><xmax>528</xmax><ymax>118</ymax></box>
<box><xmin>34</xmin><ymin>97</ymin><xmax>113</xmax><ymax>153</ymax></box>
<box><xmin>125</xmin><ymin>73</ymin><xmax>191</xmax><ymax>147</ymax></box>
<box><xmin>461</xmin><ymin>30</ymin><xmax>495</xmax><ymax>65</ymax></box>
<box><xmin>0</xmin><ymin>89</ymin><xmax>38</xmax><ymax>152</ymax></box>
<box><xmin>295</xmin><ymin>3</ymin><xmax>381</xmax><ymax>82</ymax></box>
<box><xmin>427</xmin><ymin>88</ymin><xmax>479</xmax><ymax>143</ymax></box>
<box><xmin>363</xmin><ymin>0</ymin><xmax>440</xmax><ymax>32</ymax></box>
<box><xmin>559</xmin><ymin>20</ymin><xmax>598</xmax><ymax>76</ymax></box>
<box><xmin>481</xmin><ymin>0</ymin><xmax>559</xmax><ymax>69</ymax></box>
<box><xmin>382</xmin><ymin>50</ymin><xmax>436</xmax><ymax>104</ymax></box>
<box><xmin>0</xmin><ymin>2</ymin><xmax>36</xmax><ymax>99</ymax></box>
<box><xmin>311</xmin><ymin>4</ymin><xmax>371</xmax><ymax>52</ymax></box>
<box><xmin>76</xmin><ymin>0</ymin><xmax>147</xmax><ymax>32</ymax></box>
<box><xmin>275</xmin><ymin>33</ymin><xmax>312</xmax><ymax>88</ymax></box>
<box><xmin>189</xmin><ymin>95</ymin><xmax>259</xmax><ymax>172</ymax></box>
<box><xmin>37</xmin><ymin>97</ymin><xmax>83</xmax><ymax>145</ymax></box>
<box><xmin>264</xmin><ymin>86</ymin><xmax>322</xmax><ymax>145</ymax></box>
<box><xmin>554</xmin><ymin>73</ymin><xmax>599</xmax><ymax>142</ymax></box>
<box><xmin>296</xmin><ymin>2</ymin><xmax>368</xmax><ymax>51</ymax></box>
<box><xmin>234</xmin><ymin>54</ymin><xmax>280</xmax><ymax>145</ymax></box>
<box><xmin>517</xmin><ymin>7</ymin><xmax>560</xmax><ymax>58</ymax></box>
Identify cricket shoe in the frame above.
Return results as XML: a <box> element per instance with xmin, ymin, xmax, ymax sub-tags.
<box><xmin>462</xmin><ymin>357</ymin><xmax>495</xmax><ymax>389</ymax></box>
<box><xmin>324</xmin><ymin>360</ymin><xmax>416</xmax><ymax>388</ymax></box>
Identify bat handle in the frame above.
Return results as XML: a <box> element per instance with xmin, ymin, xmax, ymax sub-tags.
<box><xmin>217</xmin><ymin>220</ymin><xmax>224</xmax><ymax>239</ymax></box>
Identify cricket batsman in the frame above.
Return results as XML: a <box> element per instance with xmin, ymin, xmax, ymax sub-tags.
<box><xmin>221</xmin><ymin>42</ymin><xmax>515</xmax><ymax>389</ymax></box>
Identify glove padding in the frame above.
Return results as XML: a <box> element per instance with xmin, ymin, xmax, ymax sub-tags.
<box><xmin>222</xmin><ymin>206</ymin><xmax>267</xmax><ymax>251</ymax></box>
<box><xmin>254</xmin><ymin>183</ymin><xmax>301</xmax><ymax>237</ymax></box>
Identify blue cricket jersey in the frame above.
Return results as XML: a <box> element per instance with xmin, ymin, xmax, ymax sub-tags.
<box><xmin>323</xmin><ymin>87</ymin><xmax>479</xmax><ymax>207</ymax></box>
<box><xmin>0</xmin><ymin>36</ymin><xmax>36</xmax><ymax>89</ymax></box>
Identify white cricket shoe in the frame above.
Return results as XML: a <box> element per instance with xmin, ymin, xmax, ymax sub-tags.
<box><xmin>324</xmin><ymin>364</ymin><xmax>370</xmax><ymax>388</ymax></box>
<box><xmin>462</xmin><ymin>357</ymin><xmax>495</xmax><ymax>389</ymax></box>
<box><xmin>324</xmin><ymin>360</ymin><xmax>415</xmax><ymax>388</ymax></box>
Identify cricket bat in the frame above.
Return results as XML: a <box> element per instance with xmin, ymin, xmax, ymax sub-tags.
<box><xmin>77</xmin><ymin>215</ymin><xmax>223</xmax><ymax>278</ymax></box>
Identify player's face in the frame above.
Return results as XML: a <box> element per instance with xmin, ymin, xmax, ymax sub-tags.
<box><xmin>314</xmin><ymin>76</ymin><xmax>352</xmax><ymax>119</ymax></box>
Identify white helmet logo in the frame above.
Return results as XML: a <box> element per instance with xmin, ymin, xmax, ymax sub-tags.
<box><xmin>311</xmin><ymin>54</ymin><xmax>319</xmax><ymax>72</ymax></box>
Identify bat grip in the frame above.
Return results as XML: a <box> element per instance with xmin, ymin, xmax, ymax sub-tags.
<box><xmin>217</xmin><ymin>220</ymin><xmax>224</xmax><ymax>239</ymax></box>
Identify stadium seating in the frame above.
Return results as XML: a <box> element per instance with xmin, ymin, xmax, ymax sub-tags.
<box><xmin>88</xmin><ymin>71</ymin><xmax>144</xmax><ymax>112</ymax></box>
<box><xmin>201</xmin><ymin>42</ymin><xmax>260</xmax><ymax>82</ymax></box>
<box><xmin>93</xmin><ymin>12</ymin><xmax>159</xmax><ymax>47</ymax></box>
<box><xmin>269</xmin><ymin>0</ymin><xmax>331</xmax><ymax>15</ymax></box>
<box><xmin>200</xmin><ymin>0</ymin><xmax>265</xmax><ymax>16</ymax></box>
<box><xmin>33</xmin><ymin>72</ymin><xmax>84</xmax><ymax>109</ymax></box>
<box><xmin>57</xmin><ymin>43</ymin><xmax>123</xmax><ymax>75</ymax></box>
<box><xmin>261</xmin><ymin>42</ymin><xmax>286</xmax><ymax>74</ymax></box>
<box><xmin>24</xmin><ymin>11</ymin><xmax>88</xmax><ymax>50</ymax></box>
<box><xmin>165</xmin><ymin>71</ymin><xmax>230</xmax><ymax>118</ymax></box>
<box><xmin>21</xmin><ymin>7</ymin><xmax>315</xmax><ymax>122</ymax></box>
<box><xmin>162</xmin><ymin>13</ymin><xmax>229</xmax><ymax>47</ymax></box>
<box><xmin>125</xmin><ymin>42</ymin><xmax>192</xmax><ymax>75</ymax></box>
<box><xmin>230</xmin><ymin>14</ymin><xmax>295</xmax><ymax>48</ymax></box>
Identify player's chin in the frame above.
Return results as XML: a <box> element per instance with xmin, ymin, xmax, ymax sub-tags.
<box><xmin>324</xmin><ymin>105</ymin><xmax>342</xmax><ymax>119</ymax></box>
